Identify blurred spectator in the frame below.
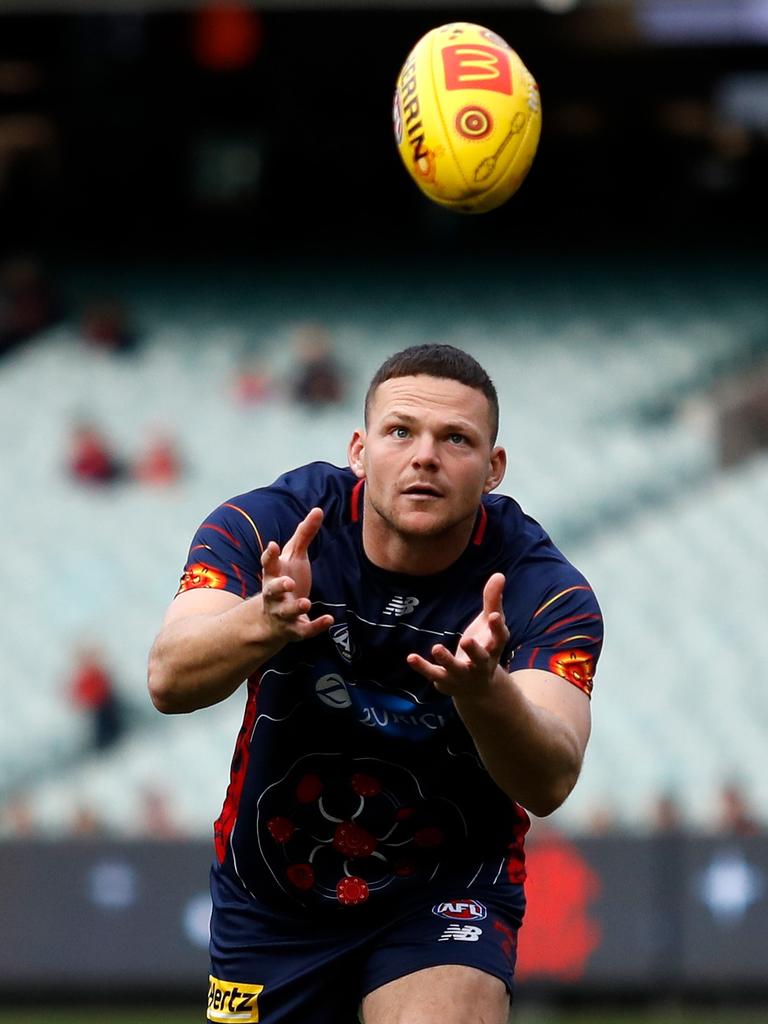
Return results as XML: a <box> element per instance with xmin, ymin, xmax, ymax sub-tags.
<box><xmin>290</xmin><ymin>323</ymin><xmax>344</xmax><ymax>408</ymax></box>
<box><xmin>72</xmin><ymin>805</ymin><xmax>104</xmax><ymax>837</ymax></box>
<box><xmin>718</xmin><ymin>781</ymin><xmax>760</xmax><ymax>837</ymax></box>
<box><xmin>714</xmin><ymin>357</ymin><xmax>768</xmax><ymax>468</ymax></box>
<box><xmin>0</xmin><ymin>794</ymin><xmax>34</xmax><ymax>837</ymax></box>
<box><xmin>133</xmin><ymin>426</ymin><xmax>183</xmax><ymax>487</ymax></box>
<box><xmin>0</xmin><ymin>256</ymin><xmax>63</xmax><ymax>356</ymax></box>
<box><xmin>80</xmin><ymin>298</ymin><xmax>138</xmax><ymax>355</ymax></box>
<box><xmin>139</xmin><ymin>785</ymin><xmax>180</xmax><ymax>839</ymax></box>
<box><xmin>651</xmin><ymin>791</ymin><xmax>684</xmax><ymax>833</ymax></box>
<box><xmin>233</xmin><ymin>356</ymin><xmax>271</xmax><ymax>405</ymax></box>
<box><xmin>586</xmin><ymin>802</ymin><xmax>619</xmax><ymax>835</ymax></box>
<box><xmin>68</xmin><ymin>646</ymin><xmax>125</xmax><ymax>753</ymax></box>
<box><xmin>68</xmin><ymin>419</ymin><xmax>123</xmax><ymax>485</ymax></box>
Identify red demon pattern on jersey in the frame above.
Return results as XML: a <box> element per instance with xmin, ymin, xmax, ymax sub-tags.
<box><xmin>178</xmin><ymin>462</ymin><xmax>603</xmax><ymax>915</ymax></box>
<box><xmin>515</xmin><ymin>587</ymin><xmax>602</xmax><ymax>697</ymax></box>
<box><xmin>177</xmin><ymin>562</ymin><xmax>228</xmax><ymax>595</ymax></box>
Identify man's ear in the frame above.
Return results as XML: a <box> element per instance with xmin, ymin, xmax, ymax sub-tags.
<box><xmin>348</xmin><ymin>430</ymin><xmax>366</xmax><ymax>479</ymax></box>
<box><xmin>483</xmin><ymin>445</ymin><xmax>507</xmax><ymax>493</ymax></box>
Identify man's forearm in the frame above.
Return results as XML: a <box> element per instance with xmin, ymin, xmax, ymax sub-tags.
<box><xmin>148</xmin><ymin>597</ymin><xmax>284</xmax><ymax>714</ymax></box>
<box><xmin>453</xmin><ymin>670</ymin><xmax>583</xmax><ymax>817</ymax></box>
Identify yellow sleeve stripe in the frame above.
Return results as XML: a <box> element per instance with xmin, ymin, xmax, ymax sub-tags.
<box><xmin>533</xmin><ymin>585</ymin><xmax>590</xmax><ymax>619</ymax></box>
<box><xmin>222</xmin><ymin>503</ymin><xmax>265</xmax><ymax>555</ymax></box>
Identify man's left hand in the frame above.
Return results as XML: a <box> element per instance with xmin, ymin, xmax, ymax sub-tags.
<box><xmin>407</xmin><ymin>573</ymin><xmax>509</xmax><ymax>700</ymax></box>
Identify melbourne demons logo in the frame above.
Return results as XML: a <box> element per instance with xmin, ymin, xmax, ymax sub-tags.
<box><xmin>432</xmin><ymin>899</ymin><xmax>487</xmax><ymax>921</ymax></box>
<box><xmin>549</xmin><ymin>649</ymin><xmax>595</xmax><ymax>697</ymax></box>
<box><xmin>330</xmin><ymin>623</ymin><xmax>356</xmax><ymax>662</ymax></box>
<box><xmin>177</xmin><ymin>562</ymin><xmax>227</xmax><ymax>594</ymax></box>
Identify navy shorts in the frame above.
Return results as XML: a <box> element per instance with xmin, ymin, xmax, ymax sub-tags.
<box><xmin>207</xmin><ymin>864</ymin><xmax>526</xmax><ymax>1024</ymax></box>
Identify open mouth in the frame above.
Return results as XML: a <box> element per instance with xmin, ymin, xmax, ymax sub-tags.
<box><xmin>402</xmin><ymin>485</ymin><xmax>443</xmax><ymax>497</ymax></box>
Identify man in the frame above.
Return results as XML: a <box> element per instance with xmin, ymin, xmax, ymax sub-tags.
<box><xmin>148</xmin><ymin>344</ymin><xmax>603</xmax><ymax>1024</ymax></box>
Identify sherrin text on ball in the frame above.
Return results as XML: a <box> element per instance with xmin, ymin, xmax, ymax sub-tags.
<box><xmin>393</xmin><ymin>22</ymin><xmax>541</xmax><ymax>213</ymax></box>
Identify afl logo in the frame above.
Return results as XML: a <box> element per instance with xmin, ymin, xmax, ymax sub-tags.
<box><xmin>315</xmin><ymin>674</ymin><xmax>351</xmax><ymax>709</ymax></box>
<box><xmin>432</xmin><ymin>899</ymin><xmax>487</xmax><ymax>921</ymax></box>
<box><xmin>455</xmin><ymin>106</ymin><xmax>493</xmax><ymax>141</ymax></box>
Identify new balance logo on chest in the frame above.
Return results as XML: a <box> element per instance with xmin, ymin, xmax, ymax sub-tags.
<box><xmin>383</xmin><ymin>595</ymin><xmax>420</xmax><ymax>617</ymax></box>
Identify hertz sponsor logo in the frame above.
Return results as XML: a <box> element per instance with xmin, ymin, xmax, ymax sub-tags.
<box><xmin>207</xmin><ymin>976</ymin><xmax>263</xmax><ymax>1022</ymax></box>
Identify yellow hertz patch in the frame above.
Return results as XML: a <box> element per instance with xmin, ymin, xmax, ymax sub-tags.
<box><xmin>207</xmin><ymin>976</ymin><xmax>264</xmax><ymax>1022</ymax></box>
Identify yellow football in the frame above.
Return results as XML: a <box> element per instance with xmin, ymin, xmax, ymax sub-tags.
<box><xmin>393</xmin><ymin>22</ymin><xmax>542</xmax><ymax>214</ymax></box>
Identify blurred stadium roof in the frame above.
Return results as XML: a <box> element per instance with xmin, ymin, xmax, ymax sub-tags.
<box><xmin>4</xmin><ymin>1</ymin><xmax>768</xmax><ymax>47</ymax></box>
<box><xmin>0</xmin><ymin>0</ymin><xmax>625</xmax><ymax>10</ymax></box>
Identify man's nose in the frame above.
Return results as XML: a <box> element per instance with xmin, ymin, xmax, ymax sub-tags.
<box><xmin>411</xmin><ymin>436</ymin><xmax>439</xmax><ymax>467</ymax></box>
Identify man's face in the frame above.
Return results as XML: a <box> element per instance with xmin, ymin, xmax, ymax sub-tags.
<box><xmin>349</xmin><ymin>375</ymin><xmax>506</xmax><ymax>541</ymax></box>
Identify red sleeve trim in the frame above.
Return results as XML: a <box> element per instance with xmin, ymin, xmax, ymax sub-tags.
<box><xmin>214</xmin><ymin>676</ymin><xmax>260</xmax><ymax>864</ymax></box>
<box><xmin>526</xmin><ymin>646</ymin><xmax>541</xmax><ymax>669</ymax></box>
<box><xmin>350</xmin><ymin>479</ymin><xmax>364</xmax><ymax>522</ymax></box>
<box><xmin>472</xmin><ymin>504</ymin><xmax>488</xmax><ymax>546</ymax></box>
<box><xmin>201</xmin><ymin>522</ymin><xmax>240</xmax><ymax>546</ymax></box>
<box><xmin>230</xmin><ymin>562</ymin><xmax>248</xmax><ymax>600</ymax></box>
<box><xmin>543</xmin><ymin>613</ymin><xmax>603</xmax><ymax>635</ymax></box>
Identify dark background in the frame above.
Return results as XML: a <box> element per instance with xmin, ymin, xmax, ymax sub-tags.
<box><xmin>1</xmin><ymin>5</ymin><xmax>766</xmax><ymax>264</ymax></box>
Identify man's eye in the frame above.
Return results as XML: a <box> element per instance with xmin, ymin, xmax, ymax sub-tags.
<box><xmin>448</xmin><ymin>433</ymin><xmax>466</xmax><ymax>445</ymax></box>
<box><xmin>392</xmin><ymin>426</ymin><xmax>410</xmax><ymax>439</ymax></box>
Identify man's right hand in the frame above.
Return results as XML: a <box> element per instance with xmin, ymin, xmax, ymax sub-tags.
<box><xmin>148</xmin><ymin>507</ymin><xmax>333</xmax><ymax>714</ymax></box>
<box><xmin>259</xmin><ymin>507</ymin><xmax>335</xmax><ymax>643</ymax></box>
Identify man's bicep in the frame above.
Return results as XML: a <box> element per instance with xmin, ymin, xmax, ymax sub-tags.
<box><xmin>510</xmin><ymin>668</ymin><xmax>592</xmax><ymax>755</ymax></box>
<box><xmin>162</xmin><ymin>587</ymin><xmax>244</xmax><ymax>626</ymax></box>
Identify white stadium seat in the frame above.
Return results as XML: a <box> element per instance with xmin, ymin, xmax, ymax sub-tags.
<box><xmin>2</xmin><ymin>273</ymin><xmax>766</xmax><ymax>836</ymax></box>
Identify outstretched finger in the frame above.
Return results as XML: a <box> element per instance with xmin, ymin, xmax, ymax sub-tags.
<box><xmin>486</xmin><ymin>611</ymin><xmax>510</xmax><ymax>655</ymax></box>
<box><xmin>482</xmin><ymin>573</ymin><xmax>506</xmax><ymax>618</ymax></box>
<box><xmin>406</xmin><ymin>652</ymin><xmax>447</xmax><ymax>684</ymax></box>
<box><xmin>263</xmin><ymin>576</ymin><xmax>295</xmax><ymax>601</ymax></box>
<box><xmin>458</xmin><ymin>635</ymin><xmax>492</xmax><ymax>665</ymax></box>
<box><xmin>298</xmin><ymin>613</ymin><xmax>335</xmax><ymax>639</ymax></box>
<box><xmin>285</xmin><ymin>507</ymin><xmax>324</xmax><ymax>558</ymax></box>
<box><xmin>432</xmin><ymin>644</ymin><xmax>464</xmax><ymax>670</ymax></box>
<box><xmin>261</xmin><ymin>540</ymin><xmax>282</xmax><ymax>576</ymax></box>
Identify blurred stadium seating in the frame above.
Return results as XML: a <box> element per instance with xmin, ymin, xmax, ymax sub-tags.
<box><xmin>2</xmin><ymin>0</ymin><xmax>768</xmax><ymax>1011</ymax></box>
<box><xmin>2</xmin><ymin>261</ymin><xmax>766</xmax><ymax>837</ymax></box>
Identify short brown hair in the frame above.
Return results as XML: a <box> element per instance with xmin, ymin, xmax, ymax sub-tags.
<box><xmin>365</xmin><ymin>344</ymin><xmax>499</xmax><ymax>443</ymax></box>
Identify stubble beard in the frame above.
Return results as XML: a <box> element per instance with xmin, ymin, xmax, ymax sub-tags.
<box><xmin>367</xmin><ymin>490</ymin><xmax>475</xmax><ymax>546</ymax></box>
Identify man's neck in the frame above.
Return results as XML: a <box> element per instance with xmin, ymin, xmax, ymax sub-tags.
<box><xmin>361</xmin><ymin>512</ymin><xmax>475</xmax><ymax>576</ymax></box>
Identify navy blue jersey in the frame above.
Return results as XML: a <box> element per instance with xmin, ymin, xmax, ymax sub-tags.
<box><xmin>177</xmin><ymin>462</ymin><xmax>603</xmax><ymax>917</ymax></box>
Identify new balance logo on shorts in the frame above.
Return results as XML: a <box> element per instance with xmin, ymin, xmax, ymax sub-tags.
<box><xmin>383</xmin><ymin>595</ymin><xmax>420</xmax><ymax>616</ymax></box>
<box><xmin>207</xmin><ymin>976</ymin><xmax>264</xmax><ymax>1022</ymax></box>
<box><xmin>439</xmin><ymin>924</ymin><xmax>483</xmax><ymax>942</ymax></box>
